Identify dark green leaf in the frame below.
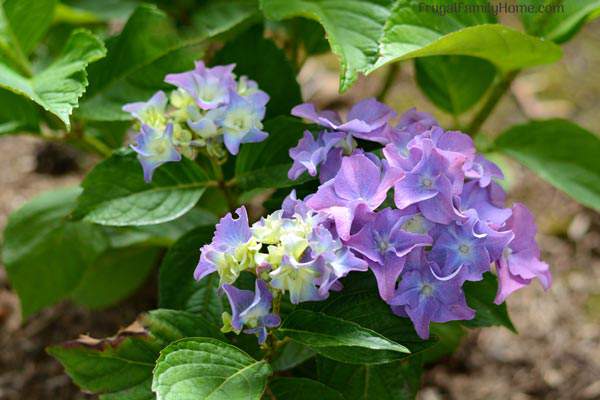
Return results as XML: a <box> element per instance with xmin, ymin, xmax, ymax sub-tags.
<box><xmin>277</xmin><ymin>309</ymin><xmax>410</xmax><ymax>364</ymax></box>
<box><xmin>270</xmin><ymin>341</ymin><xmax>316</xmax><ymax>371</ymax></box>
<box><xmin>317</xmin><ymin>355</ymin><xmax>423</xmax><ymax>400</ymax></box>
<box><xmin>260</xmin><ymin>0</ymin><xmax>562</xmax><ymax>91</ymax></box>
<box><xmin>70</xmin><ymin>247</ymin><xmax>159</xmax><ymax>309</ymax></box>
<box><xmin>213</xmin><ymin>25</ymin><xmax>301</xmax><ymax>118</ymax></box>
<box><xmin>74</xmin><ymin>150</ymin><xmax>210</xmax><ymax>226</ymax></box>
<box><xmin>421</xmin><ymin>322</ymin><xmax>465</xmax><ymax>365</ymax></box>
<box><xmin>192</xmin><ymin>0</ymin><xmax>260</xmax><ymax>38</ymax></box>
<box><xmin>3</xmin><ymin>0</ymin><xmax>56</xmax><ymax>55</ymax></box>
<box><xmin>415</xmin><ymin>55</ymin><xmax>496</xmax><ymax>115</ymax></box>
<box><xmin>48</xmin><ymin>309</ymin><xmax>222</xmax><ymax>399</ymax></box>
<box><xmin>519</xmin><ymin>0</ymin><xmax>600</xmax><ymax>43</ymax></box>
<box><xmin>159</xmin><ymin>226</ymin><xmax>225</xmax><ymax>324</ymax></box>
<box><xmin>0</xmin><ymin>88</ymin><xmax>39</xmax><ymax>134</ymax></box>
<box><xmin>78</xmin><ymin>3</ymin><xmax>257</xmax><ymax>122</ymax></box>
<box><xmin>0</xmin><ymin>29</ymin><xmax>106</xmax><ymax>128</ymax></box>
<box><xmin>3</xmin><ymin>187</ymin><xmax>109</xmax><ymax>316</ymax></box>
<box><xmin>304</xmin><ymin>273</ymin><xmax>436</xmax><ymax>357</ymax></box>
<box><xmin>495</xmin><ymin>119</ymin><xmax>600</xmax><ymax>212</ymax></box>
<box><xmin>462</xmin><ymin>273</ymin><xmax>516</xmax><ymax>332</ymax></box>
<box><xmin>267</xmin><ymin>377</ymin><xmax>344</xmax><ymax>400</ymax></box>
<box><xmin>152</xmin><ymin>337</ymin><xmax>272</xmax><ymax>400</ymax></box>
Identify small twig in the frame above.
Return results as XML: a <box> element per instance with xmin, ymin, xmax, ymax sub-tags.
<box><xmin>377</xmin><ymin>63</ymin><xmax>400</xmax><ymax>102</ymax></box>
<box><xmin>466</xmin><ymin>70</ymin><xmax>519</xmax><ymax>136</ymax></box>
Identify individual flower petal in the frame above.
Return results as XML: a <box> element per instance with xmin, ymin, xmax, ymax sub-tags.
<box><xmin>390</xmin><ymin>264</ymin><xmax>475</xmax><ymax>339</ymax></box>
<box><xmin>122</xmin><ymin>91</ymin><xmax>168</xmax><ymax>129</ymax></box>
<box><xmin>288</xmin><ymin>131</ymin><xmax>345</xmax><ymax>180</ymax></box>
<box><xmin>130</xmin><ymin>123</ymin><xmax>181</xmax><ymax>183</ymax></box>
<box><xmin>494</xmin><ymin>203</ymin><xmax>551</xmax><ymax>303</ymax></box>
<box><xmin>269</xmin><ymin>255</ymin><xmax>324</xmax><ymax>304</ymax></box>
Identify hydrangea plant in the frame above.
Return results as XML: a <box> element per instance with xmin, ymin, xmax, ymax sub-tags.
<box><xmin>1</xmin><ymin>1</ymin><xmax>599</xmax><ymax>399</ymax></box>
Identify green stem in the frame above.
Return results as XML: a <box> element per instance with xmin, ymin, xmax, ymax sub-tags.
<box><xmin>209</xmin><ymin>157</ymin><xmax>237</xmax><ymax>212</ymax></box>
<box><xmin>80</xmin><ymin>134</ymin><xmax>113</xmax><ymax>157</ymax></box>
<box><xmin>466</xmin><ymin>70</ymin><xmax>519</xmax><ymax>136</ymax></box>
<box><xmin>377</xmin><ymin>63</ymin><xmax>400</xmax><ymax>102</ymax></box>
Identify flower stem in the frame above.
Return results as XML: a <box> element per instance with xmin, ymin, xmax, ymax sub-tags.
<box><xmin>208</xmin><ymin>156</ymin><xmax>237</xmax><ymax>212</ymax></box>
<box><xmin>466</xmin><ymin>70</ymin><xmax>519</xmax><ymax>136</ymax></box>
<box><xmin>377</xmin><ymin>63</ymin><xmax>400</xmax><ymax>102</ymax></box>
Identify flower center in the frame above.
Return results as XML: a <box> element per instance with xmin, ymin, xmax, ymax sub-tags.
<box><xmin>458</xmin><ymin>243</ymin><xmax>471</xmax><ymax>255</ymax></box>
<box><xmin>421</xmin><ymin>284</ymin><xmax>434</xmax><ymax>296</ymax></box>
<box><xmin>421</xmin><ymin>177</ymin><xmax>433</xmax><ymax>188</ymax></box>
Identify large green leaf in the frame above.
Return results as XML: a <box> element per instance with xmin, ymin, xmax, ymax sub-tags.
<box><xmin>317</xmin><ymin>356</ymin><xmax>423</xmax><ymax>400</ymax></box>
<box><xmin>519</xmin><ymin>0</ymin><xmax>600</xmax><ymax>43</ymax></box>
<box><xmin>3</xmin><ymin>187</ymin><xmax>109</xmax><ymax>316</ymax></box>
<box><xmin>78</xmin><ymin>3</ymin><xmax>257</xmax><ymax>122</ymax></box>
<box><xmin>152</xmin><ymin>337</ymin><xmax>272</xmax><ymax>400</ymax></box>
<box><xmin>2</xmin><ymin>0</ymin><xmax>56</xmax><ymax>55</ymax></box>
<box><xmin>213</xmin><ymin>26</ymin><xmax>301</xmax><ymax>118</ymax></box>
<box><xmin>159</xmin><ymin>226</ymin><xmax>225</xmax><ymax>324</ymax></box>
<box><xmin>277</xmin><ymin>309</ymin><xmax>410</xmax><ymax>364</ymax></box>
<box><xmin>0</xmin><ymin>29</ymin><xmax>106</xmax><ymax>128</ymax></box>
<box><xmin>3</xmin><ymin>186</ymin><xmax>208</xmax><ymax>316</ymax></box>
<box><xmin>495</xmin><ymin>119</ymin><xmax>600</xmax><ymax>212</ymax></box>
<box><xmin>74</xmin><ymin>150</ymin><xmax>210</xmax><ymax>226</ymax></box>
<box><xmin>304</xmin><ymin>273</ymin><xmax>436</xmax><ymax>357</ymax></box>
<box><xmin>270</xmin><ymin>341</ymin><xmax>316</xmax><ymax>371</ymax></box>
<box><xmin>0</xmin><ymin>88</ymin><xmax>39</xmax><ymax>134</ymax></box>
<box><xmin>267</xmin><ymin>378</ymin><xmax>344</xmax><ymax>400</ymax></box>
<box><xmin>70</xmin><ymin>246</ymin><xmax>160</xmax><ymax>309</ymax></box>
<box><xmin>462</xmin><ymin>273</ymin><xmax>516</xmax><ymax>331</ymax></box>
<box><xmin>260</xmin><ymin>0</ymin><xmax>392</xmax><ymax>91</ymax></box>
<box><xmin>48</xmin><ymin>309</ymin><xmax>222</xmax><ymax>400</ymax></box>
<box><xmin>260</xmin><ymin>0</ymin><xmax>562</xmax><ymax>91</ymax></box>
<box><xmin>192</xmin><ymin>0</ymin><xmax>260</xmax><ymax>39</ymax></box>
<box><xmin>415</xmin><ymin>55</ymin><xmax>496</xmax><ymax>115</ymax></box>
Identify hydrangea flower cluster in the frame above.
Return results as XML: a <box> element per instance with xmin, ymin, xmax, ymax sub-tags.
<box><xmin>195</xmin><ymin>197</ymin><xmax>367</xmax><ymax>343</ymax></box>
<box><xmin>195</xmin><ymin>98</ymin><xmax>551</xmax><ymax>343</ymax></box>
<box><xmin>123</xmin><ymin>61</ymin><xmax>269</xmax><ymax>182</ymax></box>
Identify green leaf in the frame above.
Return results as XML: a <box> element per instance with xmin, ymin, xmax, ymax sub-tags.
<box><xmin>270</xmin><ymin>341</ymin><xmax>316</xmax><ymax>371</ymax></box>
<box><xmin>304</xmin><ymin>273</ymin><xmax>436</xmax><ymax>356</ymax></box>
<box><xmin>105</xmin><ymin>208</ymin><xmax>217</xmax><ymax>248</ymax></box>
<box><xmin>267</xmin><ymin>377</ymin><xmax>344</xmax><ymax>400</ymax></box>
<box><xmin>48</xmin><ymin>309</ymin><xmax>222</xmax><ymax>399</ymax></box>
<box><xmin>235</xmin><ymin>116</ymin><xmax>312</xmax><ymax>191</ymax></box>
<box><xmin>2</xmin><ymin>0</ymin><xmax>56</xmax><ymax>55</ymax></box>
<box><xmin>495</xmin><ymin>119</ymin><xmax>600</xmax><ymax>212</ymax></box>
<box><xmin>192</xmin><ymin>0</ymin><xmax>260</xmax><ymax>38</ymax></box>
<box><xmin>0</xmin><ymin>29</ymin><xmax>106</xmax><ymax>128</ymax></box>
<box><xmin>159</xmin><ymin>227</ymin><xmax>225</xmax><ymax>324</ymax></box>
<box><xmin>260</xmin><ymin>0</ymin><xmax>562</xmax><ymax>91</ymax></box>
<box><xmin>277</xmin><ymin>309</ymin><xmax>410</xmax><ymax>364</ymax></box>
<box><xmin>213</xmin><ymin>25</ymin><xmax>301</xmax><ymax>118</ymax></box>
<box><xmin>462</xmin><ymin>273</ymin><xmax>516</xmax><ymax>332</ymax></box>
<box><xmin>415</xmin><ymin>55</ymin><xmax>496</xmax><ymax>115</ymax></box>
<box><xmin>70</xmin><ymin>246</ymin><xmax>160</xmax><ymax>309</ymax></box>
<box><xmin>519</xmin><ymin>0</ymin><xmax>600</xmax><ymax>43</ymax></box>
<box><xmin>78</xmin><ymin>3</ymin><xmax>257</xmax><ymax>122</ymax></box>
<box><xmin>2</xmin><ymin>186</ymin><xmax>209</xmax><ymax>316</ymax></box>
<box><xmin>421</xmin><ymin>322</ymin><xmax>465</xmax><ymax>365</ymax></box>
<box><xmin>152</xmin><ymin>337</ymin><xmax>272</xmax><ymax>400</ymax></box>
<box><xmin>0</xmin><ymin>88</ymin><xmax>39</xmax><ymax>134</ymax></box>
<box><xmin>260</xmin><ymin>0</ymin><xmax>392</xmax><ymax>91</ymax></box>
<box><xmin>3</xmin><ymin>187</ymin><xmax>109</xmax><ymax>316</ymax></box>
<box><xmin>317</xmin><ymin>355</ymin><xmax>423</xmax><ymax>400</ymax></box>
<box><xmin>74</xmin><ymin>150</ymin><xmax>210</xmax><ymax>226</ymax></box>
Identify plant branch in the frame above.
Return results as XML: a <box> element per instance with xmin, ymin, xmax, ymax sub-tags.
<box><xmin>208</xmin><ymin>156</ymin><xmax>237</xmax><ymax>212</ymax></box>
<box><xmin>466</xmin><ymin>70</ymin><xmax>519</xmax><ymax>136</ymax></box>
<box><xmin>377</xmin><ymin>63</ymin><xmax>400</xmax><ymax>102</ymax></box>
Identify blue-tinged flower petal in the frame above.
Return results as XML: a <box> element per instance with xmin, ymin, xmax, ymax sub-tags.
<box><xmin>122</xmin><ymin>91</ymin><xmax>168</xmax><ymax>129</ymax></box>
<box><xmin>130</xmin><ymin>124</ymin><xmax>181</xmax><ymax>182</ymax></box>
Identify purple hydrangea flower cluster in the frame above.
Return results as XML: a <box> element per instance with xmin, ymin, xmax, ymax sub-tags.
<box><xmin>194</xmin><ymin>195</ymin><xmax>367</xmax><ymax>343</ymax></box>
<box><xmin>123</xmin><ymin>61</ymin><xmax>269</xmax><ymax>182</ymax></box>
<box><xmin>195</xmin><ymin>98</ymin><xmax>551</xmax><ymax>343</ymax></box>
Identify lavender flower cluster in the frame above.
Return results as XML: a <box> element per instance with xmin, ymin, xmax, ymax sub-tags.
<box><xmin>195</xmin><ymin>98</ymin><xmax>551</xmax><ymax>343</ymax></box>
<box><xmin>122</xmin><ymin>62</ymin><xmax>269</xmax><ymax>182</ymax></box>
